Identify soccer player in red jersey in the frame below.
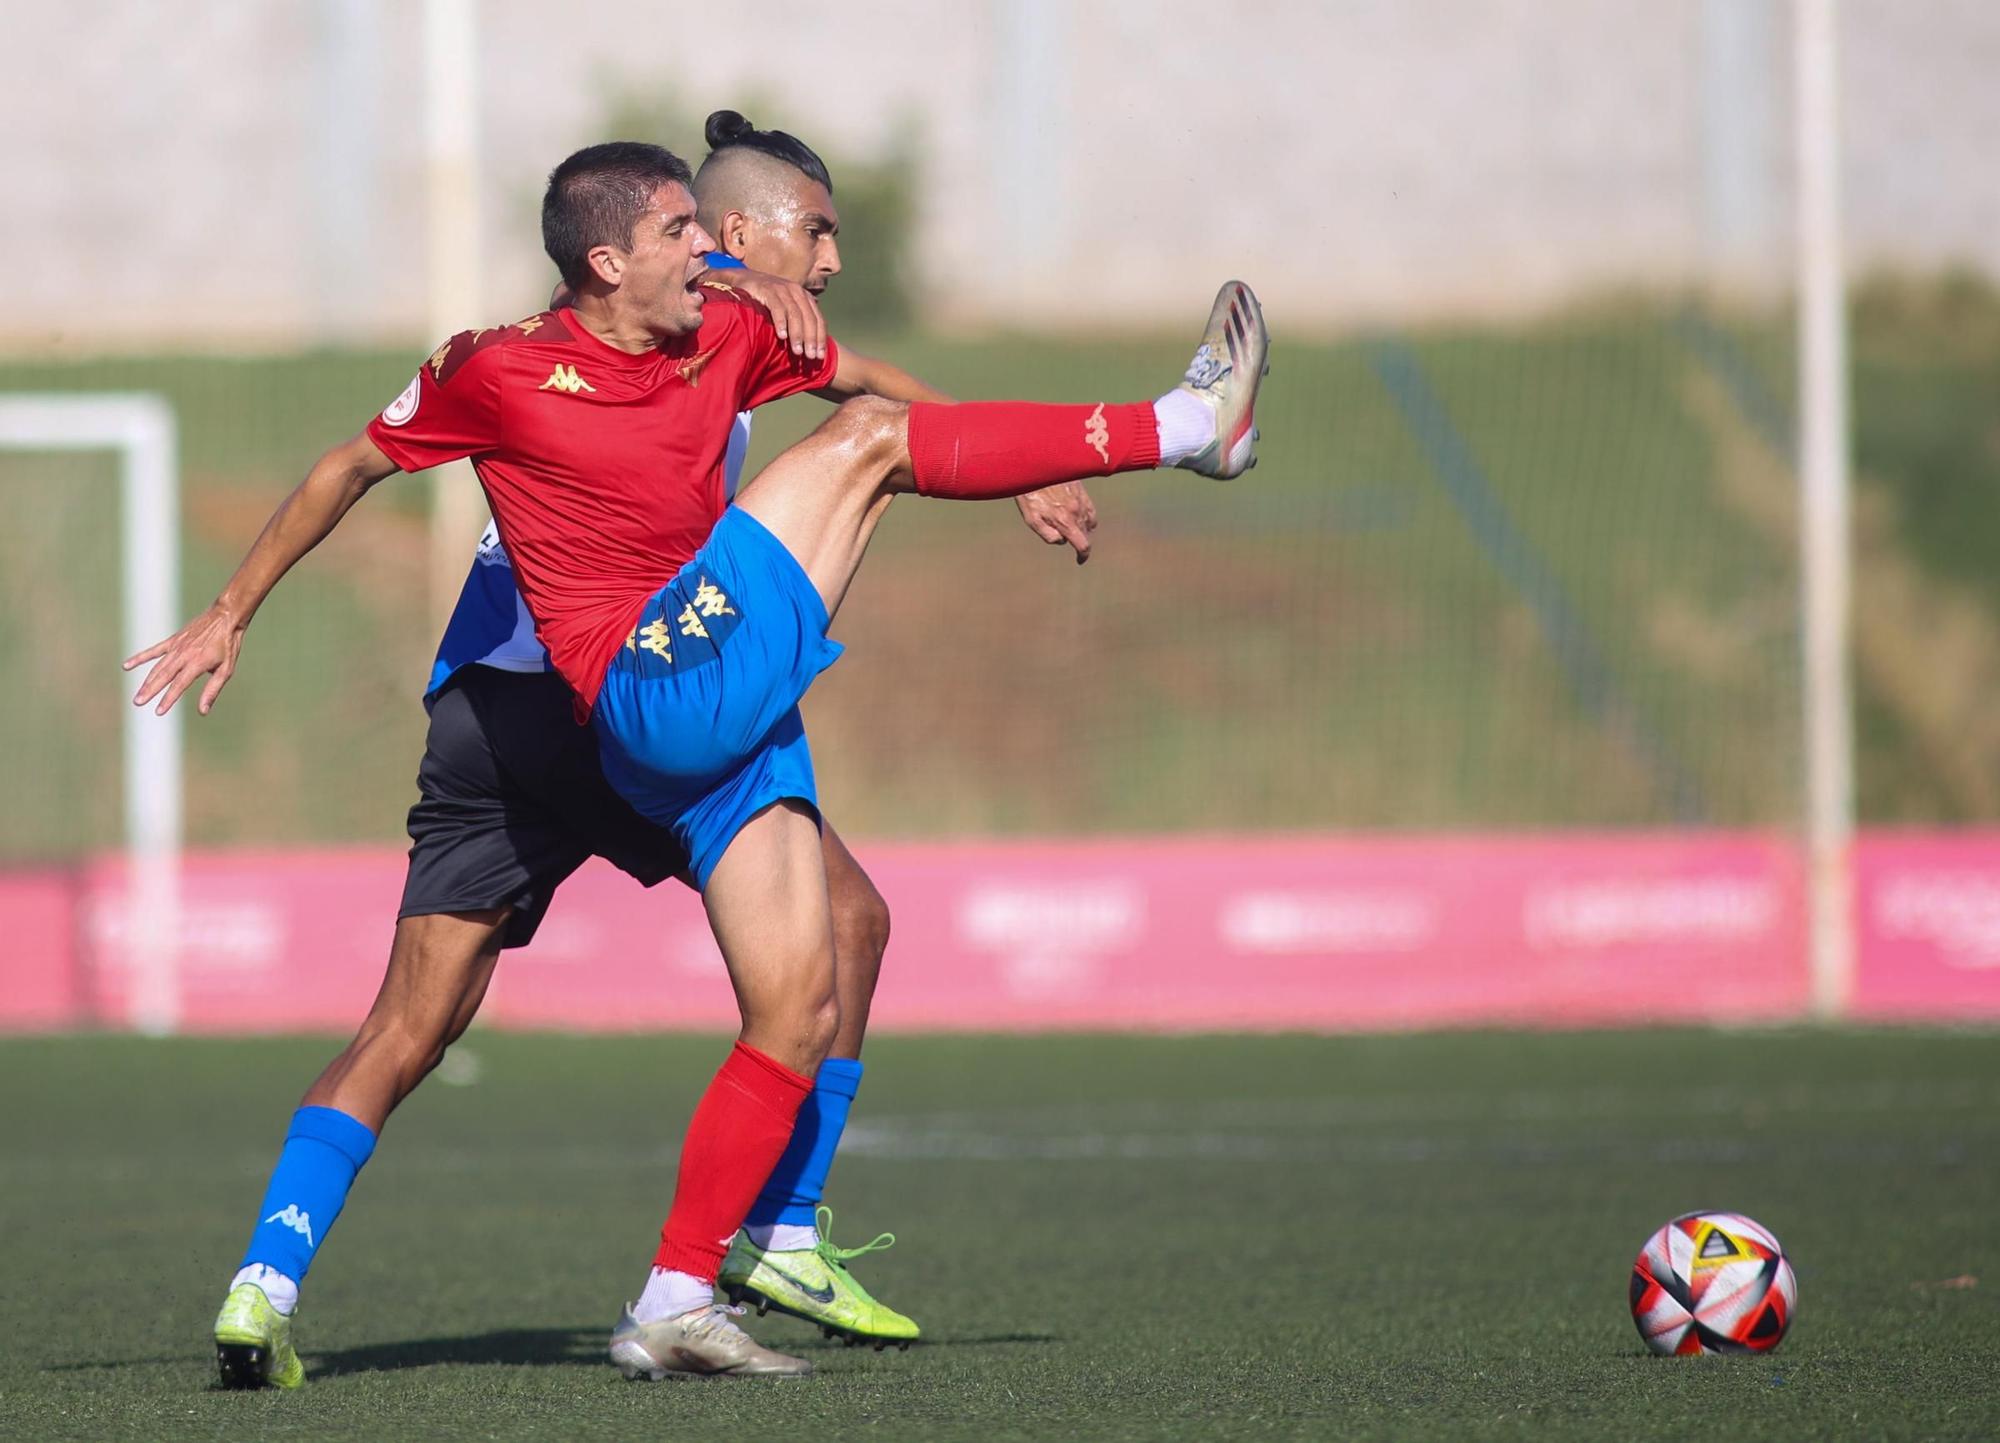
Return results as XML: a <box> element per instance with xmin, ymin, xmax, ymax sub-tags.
<box><xmin>166</xmin><ymin>120</ymin><xmax>1089</xmax><ymax>1392</ymax></box>
<box><xmin>131</xmin><ymin>140</ymin><xmax>1267</xmax><ymax>1379</ymax></box>
<box><xmin>406</xmin><ymin>113</ymin><xmax>1086</xmax><ymax>1352</ymax></box>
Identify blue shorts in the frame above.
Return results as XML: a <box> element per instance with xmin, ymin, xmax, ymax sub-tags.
<box><xmin>591</xmin><ymin>507</ymin><xmax>844</xmax><ymax>888</ymax></box>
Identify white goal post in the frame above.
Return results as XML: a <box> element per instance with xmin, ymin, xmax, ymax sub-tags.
<box><xmin>1794</xmin><ymin>0</ymin><xmax>1856</xmax><ymax>1020</ymax></box>
<box><xmin>0</xmin><ymin>395</ymin><xmax>182</xmax><ymax>1034</ymax></box>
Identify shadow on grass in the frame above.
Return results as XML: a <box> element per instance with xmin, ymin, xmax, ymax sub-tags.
<box><xmin>314</xmin><ymin>1326</ymin><xmax>1062</xmax><ymax>1373</ymax></box>
<box><xmin>310</xmin><ymin>1326</ymin><xmax>602</xmax><ymax>1376</ymax></box>
<box><xmin>42</xmin><ymin>1327</ymin><xmax>1063</xmax><ymax>1380</ymax></box>
<box><xmin>36</xmin><ymin>1329</ymin><xmax>602</xmax><ymax>1379</ymax></box>
<box><xmin>796</xmin><ymin>1331</ymin><xmax>1064</xmax><ymax>1353</ymax></box>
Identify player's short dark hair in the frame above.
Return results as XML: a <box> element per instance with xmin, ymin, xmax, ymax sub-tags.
<box><xmin>541</xmin><ymin>141</ymin><xmax>695</xmax><ymax>289</ymax></box>
<box><xmin>702</xmin><ymin>109</ymin><xmax>834</xmax><ymax>194</ymax></box>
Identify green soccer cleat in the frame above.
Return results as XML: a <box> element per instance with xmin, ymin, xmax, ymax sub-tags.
<box><xmin>213</xmin><ymin>1282</ymin><xmax>304</xmax><ymax>1390</ymax></box>
<box><xmin>1172</xmin><ymin>279</ymin><xmax>1270</xmax><ymax>480</ymax></box>
<box><xmin>719</xmin><ymin>1206</ymin><xmax>920</xmax><ymax>1350</ymax></box>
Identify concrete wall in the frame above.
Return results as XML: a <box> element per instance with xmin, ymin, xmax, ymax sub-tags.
<box><xmin>6</xmin><ymin>0</ymin><xmax>1998</xmax><ymax>348</ymax></box>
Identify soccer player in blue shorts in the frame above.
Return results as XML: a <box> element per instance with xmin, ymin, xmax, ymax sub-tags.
<box><xmin>132</xmin><ymin>138</ymin><xmax>1267</xmax><ymax>1379</ymax></box>
<box><xmin>415</xmin><ymin>112</ymin><xmax>1098</xmax><ymax>1359</ymax></box>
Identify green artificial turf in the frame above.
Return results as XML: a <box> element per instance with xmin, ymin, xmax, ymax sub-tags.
<box><xmin>2</xmin><ymin>1029</ymin><xmax>1995</xmax><ymax>1440</ymax></box>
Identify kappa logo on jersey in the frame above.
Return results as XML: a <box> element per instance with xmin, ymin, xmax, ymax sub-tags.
<box><xmin>427</xmin><ymin>339</ymin><xmax>452</xmax><ymax>380</ymax></box>
<box><xmin>1083</xmin><ymin>402</ymin><xmax>1110</xmax><ymax>464</ymax></box>
<box><xmin>264</xmin><ymin>1204</ymin><xmax>315</xmax><ymax>1246</ymax></box>
<box><xmin>677</xmin><ymin>345</ymin><xmax>721</xmax><ymax>388</ymax></box>
<box><xmin>539</xmin><ymin>364</ymin><xmax>595</xmax><ymax>395</ymax></box>
<box><xmin>381</xmin><ymin>376</ymin><xmax>421</xmax><ymax>427</ymax></box>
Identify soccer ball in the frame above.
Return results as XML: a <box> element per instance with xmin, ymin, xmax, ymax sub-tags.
<box><xmin>1629</xmin><ymin>1211</ymin><xmax>1796</xmax><ymax>1355</ymax></box>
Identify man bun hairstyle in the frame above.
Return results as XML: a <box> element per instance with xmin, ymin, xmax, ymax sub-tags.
<box><xmin>542</xmin><ymin>141</ymin><xmax>695</xmax><ymax>289</ymax></box>
<box><xmin>701</xmin><ymin>109</ymin><xmax>834</xmax><ymax>194</ymax></box>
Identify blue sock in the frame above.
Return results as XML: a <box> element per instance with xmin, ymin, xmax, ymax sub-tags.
<box><xmin>239</xmin><ymin>1106</ymin><xmax>377</xmax><ymax>1283</ymax></box>
<box><xmin>745</xmin><ymin>1058</ymin><xmax>864</xmax><ymax>1228</ymax></box>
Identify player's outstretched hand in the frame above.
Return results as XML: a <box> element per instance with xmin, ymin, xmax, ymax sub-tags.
<box><xmin>123</xmin><ymin>602</ymin><xmax>245</xmax><ymax>716</ymax></box>
<box><xmin>1016</xmin><ymin>481</ymin><xmax>1099</xmax><ymax>564</ymax></box>
<box><xmin>721</xmin><ymin>267</ymin><xmax>827</xmax><ymax>362</ymax></box>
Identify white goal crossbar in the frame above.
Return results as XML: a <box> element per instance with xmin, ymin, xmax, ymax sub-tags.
<box><xmin>0</xmin><ymin>395</ymin><xmax>182</xmax><ymax>1033</ymax></box>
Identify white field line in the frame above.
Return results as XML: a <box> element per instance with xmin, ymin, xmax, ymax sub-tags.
<box><xmin>5</xmin><ymin>1077</ymin><xmax>1994</xmax><ymax>1186</ymax></box>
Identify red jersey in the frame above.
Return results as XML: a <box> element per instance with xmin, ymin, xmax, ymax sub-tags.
<box><xmin>366</xmin><ymin>289</ymin><xmax>838</xmax><ymax>713</ymax></box>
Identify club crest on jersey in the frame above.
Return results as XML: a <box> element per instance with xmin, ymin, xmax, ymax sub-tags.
<box><xmin>380</xmin><ymin>376</ymin><xmax>421</xmax><ymax>427</ymax></box>
<box><xmin>539</xmin><ymin>364</ymin><xmax>595</xmax><ymax>395</ymax></box>
<box><xmin>677</xmin><ymin>345</ymin><xmax>721</xmax><ymax>388</ymax></box>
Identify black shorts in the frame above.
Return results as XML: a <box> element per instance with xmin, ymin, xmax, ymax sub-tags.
<box><xmin>400</xmin><ymin>666</ymin><xmax>690</xmax><ymax>947</ymax></box>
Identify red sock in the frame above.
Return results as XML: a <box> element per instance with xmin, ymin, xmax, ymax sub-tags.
<box><xmin>654</xmin><ymin>1041</ymin><xmax>814</xmax><ymax>1280</ymax></box>
<box><xmin>907</xmin><ymin>400</ymin><xmax>1162</xmax><ymax>499</ymax></box>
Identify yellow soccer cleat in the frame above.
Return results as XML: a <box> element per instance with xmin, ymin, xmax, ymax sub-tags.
<box><xmin>213</xmin><ymin>1282</ymin><xmax>304</xmax><ymax>1390</ymax></box>
<box><xmin>719</xmin><ymin>1206</ymin><xmax>920</xmax><ymax>1350</ymax></box>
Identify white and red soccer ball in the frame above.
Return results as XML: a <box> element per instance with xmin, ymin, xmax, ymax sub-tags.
<box><xmin>1630</xmin><ymin>1211</ymin><xmax>1797</xmax><ymax>1355</ymax></box>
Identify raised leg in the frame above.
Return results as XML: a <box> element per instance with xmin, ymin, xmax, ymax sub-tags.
<box><xmin>731</xmin><ymin>396</ymin><xmax>909</xmax><ymax>625</ymax></box>
<box><xmin>733</xmin><ymin>279</ymin><xmax>1267</xmax><ymax>625</ymax></box>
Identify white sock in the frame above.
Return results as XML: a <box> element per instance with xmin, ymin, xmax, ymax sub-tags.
<box><xmin>1153</xmin><ymin>388</ymin><xmax>1215</xmax><ymax>466</ymax></box>
<box><xmin>631</xmin><ymin>1267</ymin><xmax>716</xmax><ymax>1323</ymax></box>
<box><xmin>745</xmin><ymin>1221</ymin><xmax>819</xmax><ymax>1253</ymax></box>
<box><xmin>230</xmin><ymin>1263</ymin><xmax>298</xmax><ymax>1316</ymax></box>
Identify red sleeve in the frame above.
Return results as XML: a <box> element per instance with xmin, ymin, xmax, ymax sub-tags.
<box><xmin>365</xmin><ymin>333</ymin><xmax>503</xmax><ymax>472</ymax></box>
<box><xmin>718</xmin><ymin>293</ymin><xmax>841</xmax><ymax>412</ymax></box>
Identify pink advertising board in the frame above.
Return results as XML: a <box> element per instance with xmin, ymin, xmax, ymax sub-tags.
<box><xmin>27</xmin><ymin>832</ymin><xmax>1814</xmax><ymax>1033</ymax></box>
<box><xmin>1852</xmin><ymin>832</ymin><xmax>2000</xmax><ymax>1021</ymax></box>
<box><xmin>0</xmin><ymin>870</ymin><xmax>81</xmax><ymax>1031</ymax></box>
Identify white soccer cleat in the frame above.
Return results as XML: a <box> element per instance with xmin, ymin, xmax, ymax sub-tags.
<box><xmin>1172</xmin><ymin>280</ymin><xmax>1269</xmax><ymax>480</ymax></box>
<box><xmin>608</xmin><ymin>1301</ymin><xmax>813</xmax><ymax>1380</ymax></box>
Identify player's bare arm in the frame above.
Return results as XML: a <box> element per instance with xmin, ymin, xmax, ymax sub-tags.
<box><xmin>557</xmin><ymin>261</ymin><xmax>828</xmax><ymax>361</ymax></box>
<box><xmin>124</xmin><ymin>432</ymin><xmax>401</xmax><ymax>716</ymax></box>
<box><xmin>818</xmin><ymin>345</ymin><xmax>1100</xmax><ymax>562</ymax></box>
<box><xmin>710</xmin><ymin>266</ymin><xmax>827</xmax><ymax>361</ymax></box>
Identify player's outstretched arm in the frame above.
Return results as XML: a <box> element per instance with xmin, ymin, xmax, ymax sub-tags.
<box><xmin>124</xmin><ymin>431</ymin><xmax>400</xmax><ymax>716</ymax></box>
<box><xmin>815</xmin><ymin>346</ymin><xmax>1099</xmax><ymax>563</ymax></box>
